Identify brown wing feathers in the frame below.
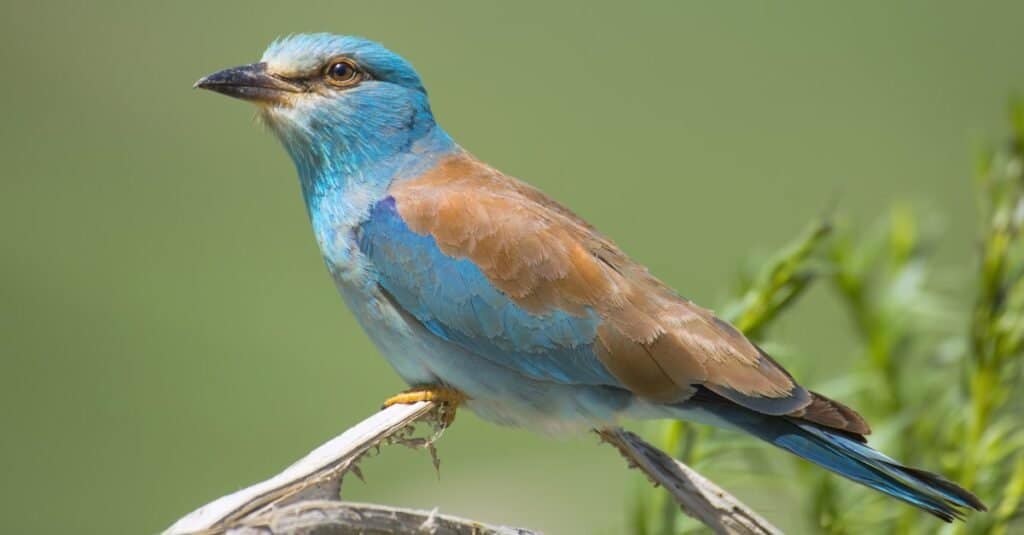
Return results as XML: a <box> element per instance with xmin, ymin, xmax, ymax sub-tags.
<box><xmin>791</xmin><ymin>391</ymin><xmax>872</xmax><ymax>437</ymax></box>
<box><xmin>392</xmin><ymin>152</ymin><xmax>869</xmax><ymax>437</ymax></box>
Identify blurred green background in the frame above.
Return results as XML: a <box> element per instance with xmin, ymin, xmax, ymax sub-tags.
<box><xmin>2</xmin><ymin>2</ymin><xmax>1023</xmax><ymax>534</ymax></box>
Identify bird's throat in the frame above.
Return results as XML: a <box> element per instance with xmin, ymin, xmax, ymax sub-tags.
<box><xmin>261</xmin><ymin>101</ymin><xmax>455</xmax><ymax>210</ymax></box>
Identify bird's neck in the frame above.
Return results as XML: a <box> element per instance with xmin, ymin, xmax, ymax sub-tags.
<box><xmin>268</xmin><ymin>94</ymin><xmax>457</xmax><ymax>211</ymax></box>
<box><xmin>266</xmin><ymin>94</ymin><xmax>457</xmax><ymax>275</ymax></box>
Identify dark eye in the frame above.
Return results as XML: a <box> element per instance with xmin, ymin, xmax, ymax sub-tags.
<box><xmin>324</xmin><ymin>59</ymin><xmax>361</xmax><ymax>86</ymax></box>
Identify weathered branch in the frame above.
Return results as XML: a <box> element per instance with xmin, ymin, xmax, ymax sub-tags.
<box><xmin>162</xmin><ymin>402</ymin><xmax>484</xmax><ymax>534</ymax></box>
<box><xmin>224</xmin><ymin>501</ymin><xmax>535</xmax><ymax>535</ymax></box>
<box><xmin>597</xmin><ymin>428</ymin><xmax>782</xmax><ymax>535</ymax></box>
<box><xmin>165</xmin><ymin>402</ymin><xmax>780</xmax><ymax>534</ymax></box>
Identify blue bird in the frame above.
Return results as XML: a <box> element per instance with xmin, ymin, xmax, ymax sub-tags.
<box><xmin>196</xmin><ymin>33</ymin><xmax>985</xmax><ymax>521</ymax></box>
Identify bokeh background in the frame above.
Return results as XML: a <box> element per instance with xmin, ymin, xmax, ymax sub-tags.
<box><xmin>2</xmin><ymin>2</ymin><xmax>1023</xmax><ymax>534</ymax></box>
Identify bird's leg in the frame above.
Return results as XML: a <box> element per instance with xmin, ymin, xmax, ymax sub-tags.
<box><xmin>382</xmin><ymin>386</ymin><xmax>467</xmax><ymax>427</ymax></box>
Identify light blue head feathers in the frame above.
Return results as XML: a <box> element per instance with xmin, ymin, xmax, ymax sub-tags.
<box><xmin>255</xmin><ymin>34</ymin><xmax>454</xmax><ymax>201</ymax></box>
<box><xmin>261</xmin><ymin>34</ymin><xmax>426</xmax><ymax>93</ymax></box>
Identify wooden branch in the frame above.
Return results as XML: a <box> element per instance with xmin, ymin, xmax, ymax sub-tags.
<box><xmin>222</xmin><ymin>500</ymin><xmax>536</xmax><ymax>535</ymax></box>
<box><xmin>163</xmin><ymin>401</ymin><xmax>454</xmax><ymax>534</ymax></box>
<box><xmin>164</xmin><ymin>401</ymin><xmax>779</xmax><ymax>535</ymax></box>
<box><xmin>597</xmin><ymin>428</ymin><xmax>781</xmax><ymax>535</ymax></box>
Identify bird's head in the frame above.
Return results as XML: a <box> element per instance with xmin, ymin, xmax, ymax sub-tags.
<box><xmin>196</xmin><ymin>34</ymin><xmax>447</xmax><ymax>186</ymax></box>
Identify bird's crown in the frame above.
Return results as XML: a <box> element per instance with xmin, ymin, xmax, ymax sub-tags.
<box><xmin>261</xmin><ymin>33</ymin><xmax>425</xmax><ymax>94</ymax></box>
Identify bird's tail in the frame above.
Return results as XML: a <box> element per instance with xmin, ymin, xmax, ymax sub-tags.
<box><xmin>675</xmin><ymin>392</ymin><xmax>986</xmax><ymax>521</ymax></box>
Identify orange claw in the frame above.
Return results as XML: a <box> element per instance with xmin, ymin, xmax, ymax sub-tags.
<box><xmin>382</xmin><ymin>386</ymin><xmax>467</xmax><ymax>427</ymax></box>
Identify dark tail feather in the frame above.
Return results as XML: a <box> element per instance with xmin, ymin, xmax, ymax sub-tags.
<box><xmin>768</xmin><ymin>421</ymin><xmax>985</xmax><ymax>521</ymax></box>
<box><xmin>679</xmin><ymin>394</ymin><xmax>986</xmax><ymax>521</ymax></box>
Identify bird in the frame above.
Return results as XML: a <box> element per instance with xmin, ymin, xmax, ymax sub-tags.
<box><xmin>195</xmin><ymin>33</ymin><xmax>985</xmax><ymax>522</ymax></box>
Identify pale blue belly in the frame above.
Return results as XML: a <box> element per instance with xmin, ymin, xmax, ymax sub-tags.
<box><xmin>335</xmin><ymin>281</ymin><xmax>641</xmax><ymax>432</ymax></box>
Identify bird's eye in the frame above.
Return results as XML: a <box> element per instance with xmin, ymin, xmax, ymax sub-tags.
<box><xmin>324</xmin><ymin>59</ymin><xmax>361</xmax><ymax>86</ymax></box>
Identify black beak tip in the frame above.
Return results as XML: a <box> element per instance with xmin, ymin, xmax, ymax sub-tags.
<box><xmin>193</xmin><ymin>63</ymin><xmax>301</xmax><ymax>102</ymax></box>
<box><xmin>193</xmin><ymin>66</ymin><xmax>241</xmax><ymax>93</ymax></box>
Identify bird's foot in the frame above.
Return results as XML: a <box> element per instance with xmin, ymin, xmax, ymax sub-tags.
<box><xmin>382</xmin><ymin>386</ymin><xmax>467</xmax><ymax>428</ymax></box>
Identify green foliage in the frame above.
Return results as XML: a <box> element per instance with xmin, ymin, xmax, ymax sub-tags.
<box><xmin>629</xmin><ymin>101</ymin><xmax>1024</xmax><ymax>534</ymax></box>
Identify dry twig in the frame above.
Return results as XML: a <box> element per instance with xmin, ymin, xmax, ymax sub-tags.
<box><xmin>165</xmin><ymin>402</ymin><xmax>780</xmax><ymax>534</ymax></box>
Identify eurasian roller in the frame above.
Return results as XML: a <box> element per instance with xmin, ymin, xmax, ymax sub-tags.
<box><xmin>195</xmin><ymin>33</ymin><xmax>985</xmax><ymax>521</ymax></box>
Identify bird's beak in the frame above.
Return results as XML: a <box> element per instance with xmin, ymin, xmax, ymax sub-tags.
<box><xmin>194</xmin><ymin>62</ymin><xmax>304</xmax><ymax>104</ymax></box>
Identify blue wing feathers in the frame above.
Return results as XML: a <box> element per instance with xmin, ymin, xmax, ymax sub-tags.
<box><xmin>358</xmin><ymin>197</ymin><xmax>619</xmax><ymax>386</ymax></box>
